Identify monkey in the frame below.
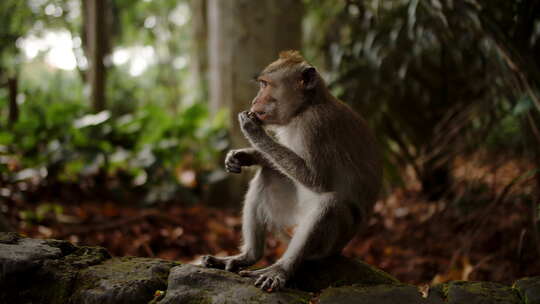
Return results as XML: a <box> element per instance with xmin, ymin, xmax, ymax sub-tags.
<box><xmin>202</xmin><ymin>50</ymin><xmax>382</xmax><ymax>292</ymax></box>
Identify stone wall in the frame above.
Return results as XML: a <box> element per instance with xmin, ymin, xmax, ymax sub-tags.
<box><xmin>0</xmin><ymin>232</ymin><xmax>538</xmax><ymax>304</ymax></box>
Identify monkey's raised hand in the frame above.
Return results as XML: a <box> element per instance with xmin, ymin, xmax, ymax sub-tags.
<box><xmin>239</xmin><ymin>111</ymin><xmax>265</xmax><ymax>140</ymax></box>
<box><xmin>225</xmin><ymin>149</ymin><xmax>256</xmax><ymax>173</ymax></box>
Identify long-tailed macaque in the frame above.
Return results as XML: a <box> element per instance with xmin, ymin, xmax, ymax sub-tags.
<box><xmin>202</xmin><ymin>51</ymin><xmax>382</xmax><ymax>291</ymax></box>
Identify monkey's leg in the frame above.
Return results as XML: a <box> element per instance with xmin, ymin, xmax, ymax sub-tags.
<box><xmin>202</xmin><ymin>169</ymin><xmax>270</xmax><ymax>272</ymax></box>
<box><xmin>240</xmin><ymin>197</ymin><xmax>355</xmax><ymax>291</ymax></box>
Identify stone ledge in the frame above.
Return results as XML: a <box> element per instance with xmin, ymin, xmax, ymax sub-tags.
<box><xmin>0</xmin><ymin>233</ymin><xmax>538</xmax><ymax>304</ymax></box>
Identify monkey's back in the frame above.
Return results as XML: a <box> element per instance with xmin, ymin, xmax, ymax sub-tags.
<box><xmin>303</xmin><ymin>98</ymin><xmax>382</xmax><ymax>208</ymax></box>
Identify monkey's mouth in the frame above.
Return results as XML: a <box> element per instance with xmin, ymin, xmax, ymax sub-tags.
<box><xmin>253</xmin><ymin>111</ymin><xmax>267</xmax><ymax>121</ymax></box>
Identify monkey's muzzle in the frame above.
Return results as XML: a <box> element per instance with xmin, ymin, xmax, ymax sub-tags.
<box><xmin>248</xmin><ymin>111</ymin><xmax>266</xmax><ymax>122</ymax></box>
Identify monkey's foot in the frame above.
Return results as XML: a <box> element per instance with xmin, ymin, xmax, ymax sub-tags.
<box><xmin>239</xmin><ymin>264</ymin><xmax>288</xmax><ymax>292</ymax></box>
<box><xmin>201</xmin><ymin>254</ymin><xmax>256</xmax><ymax>272</ymax></box>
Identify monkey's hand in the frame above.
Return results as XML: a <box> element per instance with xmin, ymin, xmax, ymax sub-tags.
<box><xmin>239</xmin><ymin>111</ymin><xmax>266</xmax><ymax>142</ymax></box>
<box><xmin>225</xmin><ymin>149</ymin><xmax>256</xmax><ymax>173</ymax></box>
<box><xmin>240</xmin><ymin>264</ymin><xmax>288</xmax><ymax>292</ymax></box>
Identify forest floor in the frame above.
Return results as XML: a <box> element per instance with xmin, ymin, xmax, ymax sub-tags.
<box><xmin>4</xmin><ymin>154</ymin><xmax>540</xmax><ymax>286</ymax></box>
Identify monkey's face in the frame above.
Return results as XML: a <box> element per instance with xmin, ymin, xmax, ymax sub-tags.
<box><xmin>250</xmin><ymin>72</ymin><xmax>305</xmax><ymax>126</ymax></box>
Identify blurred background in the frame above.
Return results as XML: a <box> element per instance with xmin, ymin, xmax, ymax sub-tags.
<box><xmin>1</xmin><ymin>0</ymin><xmax>540</xmax><ymax>286</ymax></box>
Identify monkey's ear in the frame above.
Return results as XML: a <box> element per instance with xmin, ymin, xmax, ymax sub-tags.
<box><xmin>301</xmin><ymin>66</ymin><xmax>318</xmax><ymax>90</ymax></box>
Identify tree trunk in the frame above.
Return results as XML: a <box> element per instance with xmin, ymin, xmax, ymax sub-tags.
<box><xmin>84</xmin><ymin>0</ymin><xmax>108</xmax><ymax>112</ymax></box>
<box><xmin>208</xmin><ymin>0</ymin><xmax>303</xmax><ymax>148</ymax></box>
<box><xmin>7</xmin><ymin>77</ymin><xmax>18</xmax><ymax>127</ymax></box>
<box><xmin>207</xmin><ymin>0</ymin><xmax>303</xmax><ymax>205</ymax></box>
<box><xmin>0</xmin><ymin>213</ymin><xmax>13</xmax><ymax>232</ymax></box>
<box><xmin>188</xmin><ymin>0</ymin><xmax>208</xmax><ymax>104</ymax></box>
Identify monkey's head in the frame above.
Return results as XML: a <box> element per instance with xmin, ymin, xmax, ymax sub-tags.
<box><xmin>250</xmin><ymin>50</ymin><xmax>321</xmax><ymax>125</ymax></box>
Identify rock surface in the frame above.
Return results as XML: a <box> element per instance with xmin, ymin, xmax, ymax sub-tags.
<box><xmin>515</xmin><ymin>276</ymin><xmax>540</xmax><ymax>304</ymax></box>
<box><xmin>290</xmin><ymin>255</ymin><xmax>399</xmax><ymax>291</ymax></box>
<box><xmin>430</xmin><ymin>281</ymin><xmax>522</xmax><ymax>304</ymax></box>
<box><xmin>0</xmin><ymin>232</ymin><xmax>63</xmax><ymax>276</ymax></box>
<box><xmin>447</xmin><ymin>281</ymin><xmax>520</xmax><ymax>304</ymax></box>
<box><xmin>158</xmin><ymin>264</ymin><xmax>310</xmax><ymax>304</ymax></box>
<box><xmin>319</xmin><ymin>284</ymin><xmax>444</xmax><ymax>304</ymax></box>
<box><xmin>0</xmin><ymin>232</ymin><xmax>537</xmax><ymax>304</ymax></box>
<box><xmin>71</xmin><ymin>257</ymin><xmax>177</xmax><ymax>304</ymax></box>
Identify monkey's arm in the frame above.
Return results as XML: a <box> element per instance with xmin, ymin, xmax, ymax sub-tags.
<box><xmin>239</xmin><ymin>112</ymin><xmax>325</xmax><ymax>192</ymax></box>
<box><xmin>225</xmin><ymin>148</ymin><xmax>274</xmax><ymax>173</ymax></box>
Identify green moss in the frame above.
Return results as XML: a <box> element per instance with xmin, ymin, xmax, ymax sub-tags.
<box><xmin>44</xmin><ymin>238</ymin><xmax>77</xmax><ymax>255</ymax></box>
<box><xmin>445</xmin><ymin>281</ymin><xmax>520</xmax><ymax>304</ymax></box>
<box><xmin>185</xmin><ymin>297</ymin><xmax>213</xmax><ymax>304</ymax></box>
<box><xmin>0</xmin><ymin>239</ymin><xmax>115</xmax><ymax>304</ymax></box>
<box><xmin>290</xmin><ymin>256</ymin><xmax>399</xmax><ymax>292</ymax></box>
<box><xmin>70</xmin><ymin>257</ymin><xmax>179</xmax><ymax>304</ymax></box>
<box><xmin>32</xmin><ymin>277</ymin><xmax>73</xmax><ymax>304</ymax></box>
<box><xmin>514</xmin><ymin>276</ymin><xmax>540</xmax><ymax>304</ymax></box>
<box><xmin>319</xmin><ymin>284</ymin><xmax>427</xmax><ymax>304</ymax></box>
<box><xmin>431</xmin><ymin>282</ymin><xmax>454</xmax><ymax>301</ymax></box>
<box><xmin>0</xmin><ymin>232</ymin><xmax>20</xmax><ymax>244</ymax></box>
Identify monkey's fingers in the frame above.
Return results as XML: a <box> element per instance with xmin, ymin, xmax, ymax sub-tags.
<box><xmin>225</xmin><ymin>164</ymin><xmax>241</xmax><ymax>173</ymax></box>
<box><xmin>226</xmin><ymin>155</ymin><xmax>241</xmax><ymax>166</ymax></box>
<box><xmin>254</xmin><ymin>275</ymin><xmax>268</xmax><ymax>288</ymax></box>
<box><xmin>254</xmin><ymin>274</ymin><xmax>282</xmax><ymax>292</ymax></box>
<box><xmin>270</xmin><ymin>277</ymin><xmax>283</xmax><ymax>291</ymax></box>
<box><xmin>225</xmin><ymin>155</ymin><xmax>242</xmax><ymax>173</ymax></box>
<box><xmin>238</xmin><ymin>111</ymin><xmax>250</xmax><ymax>123</ymax></box>
<box><xmin>238</xmin><ymin>110</ymin><xmax>262</xmax><ymax>126</ymax></box>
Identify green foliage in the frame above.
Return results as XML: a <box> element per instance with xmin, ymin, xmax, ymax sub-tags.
<box><xmin>0</xmin><ymin>0</ymin><xmax>34</xmax><ymax>74</ymax></box>
<box><xmin>304</xmin><ymin>0</ymin><xmax>538</xmax><ymax>194</ymax></box>
<box><xmin>0</xmin><ymin>0</ymin><xmax>225</xmax><ymax>205</ymax></box>
<box><xmin>0</xmin><ymin>90</ymin><xmax>228</xmax><ymax>204</ymax></box>
<box><xmin>19</xmin><ymin>202</ymin><xmax>64</xmax><ymax>225</ymax></box>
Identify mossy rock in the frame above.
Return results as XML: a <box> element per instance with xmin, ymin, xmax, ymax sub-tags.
<box><xmin>3</xmin><ymin>233</ymin><xmax>532</xmax><ymax>304</ymax></box>
<box><xmin>432</xmin><ymin>281</ymin><xmax>520</xmax><ymax>304</ymax></box>
<box><xmin>319</xmin><ymin>284</ymin><xmax>444</xmax><ymax>304</ymax></box>
<box><xmin>157</xmin><ymin>264</ymin><xmax>311</xmax><ymax>304</ymax></box>
<box><xmin>289</xmin><ymin>255</ymin><xmax>399</xmax><ymax>292</ymax></box>
<box><xmin>514</xmin><ymin>276</ymin><xmax>540</xmax><ymax>304</ymax></box>
<box><xmin>0</xmin><ymin>231</ymin><xmax>21</xmax><ymax>244</ymax></box>
<box><xmin>0</xmin><ymin>234</ymin><xmax>111</xmax><ymax>304</ymax></box>
<box><xmin>71</xmin><ymin>256</ymin><xmax>179</xmax><ymax>304</ymax></box>
<box><xmin>157</xmin><ymin>256</ymin><xmax>397</xmax><ymax>303</ymax></box>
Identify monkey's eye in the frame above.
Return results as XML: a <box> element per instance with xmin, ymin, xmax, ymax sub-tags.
<box><xmin>259</xmin><ymin>80</ymin><xmax>268</xmax><ymax>88</ymax></box>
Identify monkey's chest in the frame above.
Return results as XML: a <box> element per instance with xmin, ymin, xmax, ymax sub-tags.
<box><xmin>274</xmin><ymin>125</ymin><xmax>307</xmax><ymax>157</ymax></box>
<box><xmin>264</xmin><ymin>179</ymin><xmax>317</xmax><ymax>228</ymax></box>
<box><xmin>291</xmin><ymin>182</ymin><xmax>320</xmax><ymax>222</ymax></box>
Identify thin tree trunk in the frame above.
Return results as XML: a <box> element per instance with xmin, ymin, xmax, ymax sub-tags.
<box><xmin>0</xmin><ymin>213</ymin><xmax>13</xmax><ymax>232</ymax></box>
<box><xmin>85</xmin><ymin>0</ymin><xmax>107</xmax><ymax>112</ymax></box>
<box><xmin>189</xmin><ymin>0</ymin><xmax>208</xmax><ymax>103</ymax></box>
<box><xmin>7</xmin><ymin>77</ymin><xmax>18</xmax><ymax>127</ymax></box>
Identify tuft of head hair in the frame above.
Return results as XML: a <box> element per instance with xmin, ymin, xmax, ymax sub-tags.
<box><xmin>263</xmin><ymin>50</ymin><xmax>307</xmax><ymax>75</ymax></box>
<box><xmin>278</xmin><ymin>50</ymin><xmax>305</xmax><ymax>64</ymax></box>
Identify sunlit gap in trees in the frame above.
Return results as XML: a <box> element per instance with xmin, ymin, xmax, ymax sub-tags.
<box><xmin>17</xmin><ymin>30</ymin><xmax>160</xmax><ymax>77</ymax></box>
<box><xmin>16</xmin><ymin>0</ymin><xmax>190</xmax><ymax>77</ymax></box>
